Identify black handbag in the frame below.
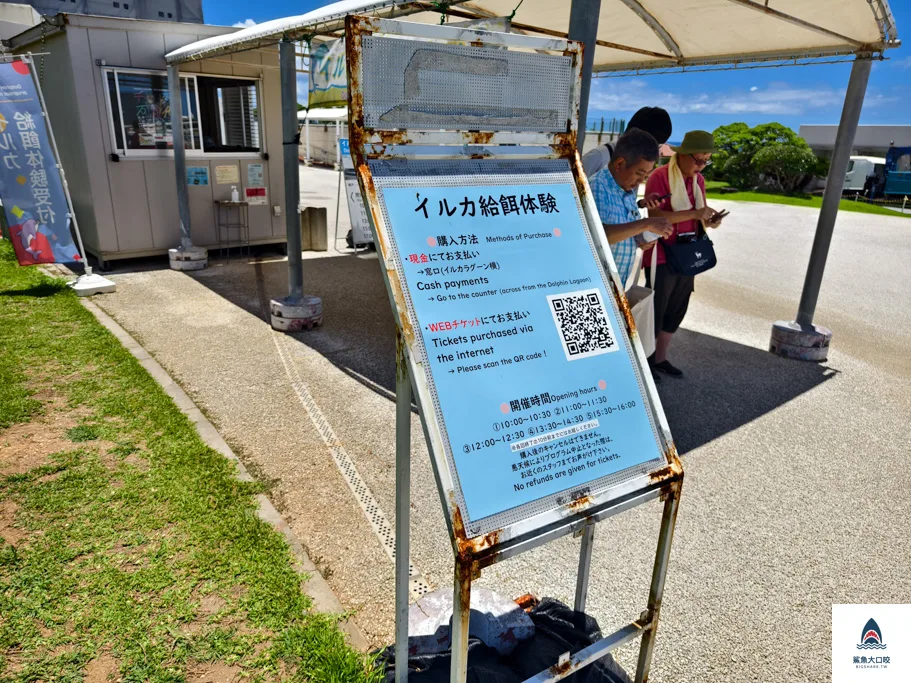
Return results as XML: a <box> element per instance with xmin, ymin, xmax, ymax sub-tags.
<box><xmin>660</xmin><ymin>227</ymin><xmax>717</xmax><ymax>276</ymax></box>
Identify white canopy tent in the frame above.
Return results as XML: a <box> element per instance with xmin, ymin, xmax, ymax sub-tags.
<box><xmin>167</xmin><ymin>0</ymin><xmax>898</xmax><ymax>73</ymax></box>
<box><xmin>163</xmin><ymin>0</ymin><xmax>899</xmax><ymax>356</ymax></box>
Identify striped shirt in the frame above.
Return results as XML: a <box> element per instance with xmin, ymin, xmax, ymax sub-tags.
<box><xmin>591</xmin><ymin>168</ymin><xmax>642</xmax><ymax>287</ymax></box>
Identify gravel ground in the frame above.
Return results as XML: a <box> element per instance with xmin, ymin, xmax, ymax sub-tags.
<box><xmin>92</xmin><ymin>167</ymin><xmax>911</xmax><ymax>682</ymax></box>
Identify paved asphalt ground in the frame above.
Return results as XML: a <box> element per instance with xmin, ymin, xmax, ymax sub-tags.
<box><xmin>93</xmin><ymin>166</ymin><xmax>911</xmax><ymax>682</ymax></box>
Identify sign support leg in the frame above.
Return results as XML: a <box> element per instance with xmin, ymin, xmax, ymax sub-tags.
<box><xmin>634</xmin><ymin>486</ymin><xmax>681</xmax><ymax>683</ymax></box>
<box><xmin>573</xmin><ymin>523</ymin><xmax>595</xmax><ymax>612</ymax></box>
<box><xmin>394</xmin><ymin>332</ymin><xmax>412</xmax><ymax>683</ymax></box>
<box><xmin>450</xmin><ymin>559</ymin><xmax>472</xmax><ymax>683</ymax></box>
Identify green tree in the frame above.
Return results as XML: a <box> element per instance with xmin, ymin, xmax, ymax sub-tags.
<box><xmin>751</xmin><ymin>143</ymin><xmax>818</xmax><ymax>193</ymax></box>
<box><xmin>709</xmin><ymin>122</ymin><xmax>815</xmax><ymax>190</ymax></box>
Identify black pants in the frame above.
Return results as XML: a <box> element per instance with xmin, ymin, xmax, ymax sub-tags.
<box><xmin>645</xmin><ymin>264</ymin><xmax>694</xmax><ymax>336</ymax></box>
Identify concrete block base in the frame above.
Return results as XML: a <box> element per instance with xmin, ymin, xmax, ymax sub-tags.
<box><xmin>168</xmin><ymin>246</ymin><xmax>208</xmax><ymax>271</ymax></box>
<box><xmin>769</xmin><ymin>320</ymin><xmax>832</xmax><ymax>361</ymax></box>
<box><xmin>407</xmin><ymin>587</ymin><xmax>534</xmax><ymax>656</ymax></box>
<box><xmin>68</xmin><ymin>273</ymin><xmax>117</xmax><ymax>296</ymax></box>
<box><xmin>270</xmin><ymin>295</ymin><xmax>323</xmax><ymax>332</ymax></box>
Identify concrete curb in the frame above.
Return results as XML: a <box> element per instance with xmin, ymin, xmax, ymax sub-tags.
<box><xmin>79</xmin><ymin>297</ymin><xmax>370</xmax><ymax>652</ymax></box>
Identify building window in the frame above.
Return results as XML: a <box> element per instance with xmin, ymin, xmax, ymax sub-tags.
<box><xmin>104</xmin><ymin>68</ymin><xmax>260</xmax><ymax>156</ymax></box>
<box><xmin>158</xmin><ymin>11</ymin><xmax>164</xmax><ymax>17</ymax></box>
<box><xmin>168</xmin><ymin>12</ymin><xmax>172</xmax><ymax>18</ymax></box>
<box><xmin>196</xmin><ymin>76</ymin><xmax>260</xmax><ymax>153</ymax></box>
<box><xmin>113</xmin><ymin>2</ymin><xmax>120</xmax><ymax>8</ymax></box>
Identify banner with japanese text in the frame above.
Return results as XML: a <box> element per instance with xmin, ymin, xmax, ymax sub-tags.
<box><xmin>308</xmin><ymin>39</ymin><xmax>347</xmax><ymax>109</ymax></box>
<box><xmin>0</xmin><ymin>59</ymin><xmax>79</xmax><ymax>266</ymax></box>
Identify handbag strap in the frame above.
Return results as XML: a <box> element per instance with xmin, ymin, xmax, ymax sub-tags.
<box><xmin>650</xmin><ymin>242</ymin><xmax>658</xmax><ymax>287</ymax></box>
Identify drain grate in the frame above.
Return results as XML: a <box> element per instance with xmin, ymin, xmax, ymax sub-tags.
<box><xmin>271</xmin><ymin>331</ymin><xmax>433</xmax><ymax>599</ymax></box>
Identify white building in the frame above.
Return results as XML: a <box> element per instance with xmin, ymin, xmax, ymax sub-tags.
<box><xmin>799</xmin><ymin>124</ymin><xmax>911</xmax><ymax>158</ymax></box>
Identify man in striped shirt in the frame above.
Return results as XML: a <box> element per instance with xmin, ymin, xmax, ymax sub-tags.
<box><xmin>590</xmin><ymin>129</ymin><xmax>672</xmax><ymax>287</ymax></box>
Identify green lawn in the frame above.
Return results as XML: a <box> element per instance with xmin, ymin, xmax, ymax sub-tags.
<box><xmin>0</xmin><ymin>240</ymin><xmax>380</xmax><ymax>683</ymax></box>
<box><xmin>704</xmin><ymin>181</ymin><xmax>910</xmax><ymax>219</ymax></box>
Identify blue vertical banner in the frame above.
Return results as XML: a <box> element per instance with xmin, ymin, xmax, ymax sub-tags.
<box><xmin>0</xmin><ymin>59</ymin><xmax>79</xmax><ymax>266</ymax></box>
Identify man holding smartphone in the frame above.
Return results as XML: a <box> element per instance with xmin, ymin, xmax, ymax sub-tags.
<box><xmin>591</xmin><ymin>129</ymin><xmax>673</xmax><ymax>288</ymax></box>
<box><xmin>642</xmin><ymin>130</ymin><xmax>725</xmax><ymax>379</ymax></box>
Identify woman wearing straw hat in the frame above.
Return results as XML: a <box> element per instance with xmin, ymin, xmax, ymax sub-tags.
<box><xmin>642</xmin><ymin>130</ymin><xmax>725</xmax><ymax>379</ymax></box>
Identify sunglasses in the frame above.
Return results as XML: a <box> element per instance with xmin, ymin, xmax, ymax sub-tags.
<box><xmin>690</xmin><ymin>155</ymin><xmax>712</xmax><ymax>167</ymax></box>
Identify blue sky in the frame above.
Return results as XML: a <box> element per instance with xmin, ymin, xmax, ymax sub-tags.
<box><xmin>204</xmin><ymin>0</ymin><xmax>910</xmax><ymax>135</ymax></box>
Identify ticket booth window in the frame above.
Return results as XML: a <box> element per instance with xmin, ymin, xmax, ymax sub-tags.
<box><xmin>104</xmin><ymin>68</ymin><xmax>261</xmax><ymax>156</ymax></box>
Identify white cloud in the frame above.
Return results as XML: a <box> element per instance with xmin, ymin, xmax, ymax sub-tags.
<box><xmin>589</xmin><ymin>78</ymin><xmax>896</xmax><ymax>117</ymax></box>
<box><xmin>232</xmin><ymin>18</ymin><xmax>257</xmax><ymax>28</ymax></box>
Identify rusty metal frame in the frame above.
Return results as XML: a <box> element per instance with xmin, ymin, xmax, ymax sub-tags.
<box><xmin>346</xmin><ymin>15</ymin><xmax>683</xmax><ymax>683</ymax></box>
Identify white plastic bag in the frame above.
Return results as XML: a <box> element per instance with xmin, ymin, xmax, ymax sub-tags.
<box><xmin>624</xmin><ymin>250</ymin><xmax>656</xmax><ymax>358</ymax></box>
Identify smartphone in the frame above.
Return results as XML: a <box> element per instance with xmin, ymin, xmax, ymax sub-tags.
<box><xmin>637</xmin><ymin>193</ymin><xmax>672</xmax><ymax>208</ymax></box>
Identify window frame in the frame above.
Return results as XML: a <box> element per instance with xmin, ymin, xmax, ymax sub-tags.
<box><xmin>101</xmin><ymin>66</ymin><xmax>264</xmax><ymax>160</ymax></box>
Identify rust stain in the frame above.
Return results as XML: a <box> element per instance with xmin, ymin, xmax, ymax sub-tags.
<box><xmin>548</xmin><ymin>658</ymin><xmax>574</xmax><ymax>677</ymax></box>
<box><xmin>567</xmin><ymin>495</ymin><xmax>593</xmax><ymax>513</ymax></box>
<box><xmin>345</xmin><ymin>16</ymin><xmax>366</xmax><ymax>170</ymax></box>
<box><xmin>358</xmin><ymin>167</ymin><xmax>386</xmax><ymax>255</ymax></box>
<box><xmin>552</xmin><ymin>132</ymin><xmax>579</xmax><ymax>160</ymax></box>
<box><xmin>617</xmin><ymin>289</ymin><xmax>637</xmax><ymax>336</ymax></box>
<box><xmin>387</xmin><ymin>267</ymin><xmax>416</xmax><ymax>348</ymax></box>
<box><xmin>470</xmin><ymin>39</ymin><xmax>485</xmax><ymax>47</ymax></box>
<box><xmin>514</xmin><ymin>593</ymin><xmax>539</xmax><ymax>612</ymax></box>
<box><xmin>375</xmin><ymin>129</ymin><xmax>412</xmax><ymax>146</ymax></box>
<box><xmin>469</xmin><ymin>153</ymin><xmax>489</xmax><ymax>160</ymax></box>
<box><xmin>451</xmin><ymin>501</ymin><xmax>501</xmax><ymax>562</ymax></box>
<box><xmin>463</xmin><ymin>130</ymin><xmax>495</xmax><ymax>145</ymax></box>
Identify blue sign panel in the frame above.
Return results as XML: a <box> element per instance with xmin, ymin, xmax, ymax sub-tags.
<box><xmin>0</xmin><ymin>59</ymin><xmax>79</xmax><ymax>266</ymax></box>
<box><xmin>384</xmin><ymin>183</ymin><xmax>661</xmax><ymax>524</ymax></box>
<box><xmin>339</xmin><ymin>138</ymin><xmax>350</xmax><ymax>158</ymax></box>
<box><xmin>187</xmin><ymin>166</ymin><xmax>209</xmax><ymax>186</ymax></box>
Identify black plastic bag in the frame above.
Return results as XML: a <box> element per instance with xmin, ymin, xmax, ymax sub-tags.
<box><xmin>375</xmin><ymin>598</ymin><xmax>631</xmax><ymax>683</ymax></box>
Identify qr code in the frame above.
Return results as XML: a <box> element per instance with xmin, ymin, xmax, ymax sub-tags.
<box><xmin>547</xmin><ymin>288</ymin><xmax>618</xmax><ymax>361</ymax></box>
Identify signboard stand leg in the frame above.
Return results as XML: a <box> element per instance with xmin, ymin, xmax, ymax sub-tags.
<box><xmin>634</xmin><ymin>486</ymin><xmax>681</xmax><ymax>683</ymax></box>
<box><xmin>394</xmin><ymin>333</ymin><xmax>412</xmax><ymax>683</ymax></box>
<box><xmin>573</xmin><ymin>523</ymin><xmax>595</xmax><ymax>612</ymax></box>
<box><xmin>451</xmin><ymin>561</ymin><xmax>471</xmax><ymax>683</ymax></box>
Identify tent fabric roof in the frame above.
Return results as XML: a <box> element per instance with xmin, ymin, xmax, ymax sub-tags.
<box><xmin>165</xmin><ymin>0</ymin><xmax>899</xmax><ymax>71</ymax></box>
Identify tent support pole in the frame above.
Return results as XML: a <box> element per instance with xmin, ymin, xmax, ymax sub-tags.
<box><xmin>769</xmin><ymin>55</ymin><xmax>871</xmax><ymax>361</ymax></box>
<box><xmin>568</xmin><ymin>0</ymin><xmax>602</xmax><ymax>150</ymax></box>
<box><xmin>167</xmin><ymin>63</ymin><xmax>207</xmax><ymax>271</ymax></box>
<box><xmin>269</xmin><ymin>39</ymin><xmax>323</xmax><ymax>331</ymax></box>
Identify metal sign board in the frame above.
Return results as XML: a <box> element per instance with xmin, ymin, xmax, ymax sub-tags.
<box><xmin>346</xmin><ymin>16</ymin><xmax>683</xmax><ymax>683</ymax></box>
<box><xmin>369</xmin><ymin>159</ymin><xmax>666</xmax><ymax>537</ymax></box>
<box><xmin>347</xmin><ymin>16</ymin><xmax>680</xmax><ymax>549</ymax></box>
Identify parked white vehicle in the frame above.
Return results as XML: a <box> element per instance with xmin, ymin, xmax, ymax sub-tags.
<box><xmin>844</xmin><ymin>156</ymin><xmax>886</xmax><ymax>193</ymax></box>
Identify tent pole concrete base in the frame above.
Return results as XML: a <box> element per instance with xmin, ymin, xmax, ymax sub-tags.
<box><xmin>769</xmin><ymin>320</ymin><xmax>831</xmax><ymax>362</ymax></box>
<box><xmin>68</xmin><ymin>272</ymin><xmax>117</xmax><ymax>296</ymax></box>
<box><xmin>168</xmin><ymin>246</ymin><xmax>208</xmax><ymax>271</ymax></box>
<box><xmin>270</xmin><ymin>295</ymin><xmax>323</xmax><ymax>332</ymax></box>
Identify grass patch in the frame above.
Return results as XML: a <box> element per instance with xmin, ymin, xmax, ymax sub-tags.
<box><xmin>705</xmin><ymin>185</ymin><xmax>911</xmax><ymax>219</ymax></box>
<box><xmin>0</xmin><ymin>240</ymin><xmax>380</xmax><ymax>683</ymax></box>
